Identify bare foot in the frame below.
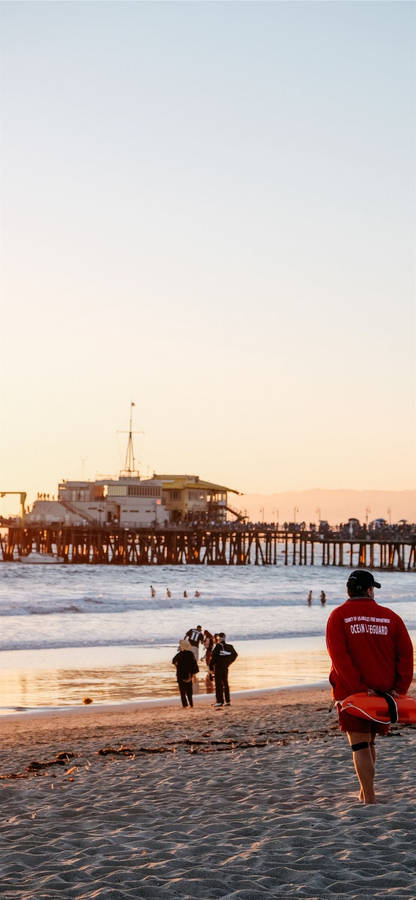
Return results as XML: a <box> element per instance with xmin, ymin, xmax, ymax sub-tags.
<box><xmin>358</xmin><ymin>788</ymin><xmax>376</xmax><ymax>804</ymax></box>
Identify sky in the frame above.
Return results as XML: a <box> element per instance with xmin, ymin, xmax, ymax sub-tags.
<box><xmin>1</xmin><ymin>1</ymin><xmax>415</xmax><ymax>514</ymax></box>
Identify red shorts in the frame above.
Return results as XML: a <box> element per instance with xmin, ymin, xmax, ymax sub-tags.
<box><xmin>337</xmin><ymin>707</ymin><xmax>390</xmax><ymax>736</ymax></box>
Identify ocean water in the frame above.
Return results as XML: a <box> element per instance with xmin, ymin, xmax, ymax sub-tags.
<box><xmin>0</xmin><ymin>563</ymin><xmax>414</xmax><ymax>710</ymax></box>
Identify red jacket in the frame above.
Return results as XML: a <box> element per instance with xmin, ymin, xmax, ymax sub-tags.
<box><xmin>326</xmin><ymin>597</ymin><xmax>414</xmax><ymax>700</ymax></box>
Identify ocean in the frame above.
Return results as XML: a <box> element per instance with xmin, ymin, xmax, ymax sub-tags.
<box><xmin>0</xmin><ymin>562</ymin><xmax>414</xmax><ymax>712</ymax></box>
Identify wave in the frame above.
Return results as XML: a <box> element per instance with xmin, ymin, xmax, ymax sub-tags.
<box><xmin>0</xmin><ymin>628</ymin><xmax>327</xmax><ymax>653</ymax></box>
<box><xmin>0</xmin><ymin>596</ymin><xmax>326</xmax><ymax>617</ymax></box>
<box><xmin>25</xmin><ymin>605</ymin><xmax>84</xmax><ymax>615</ymax></box>
<box><xmin>0</xmin><ymin>592</ymin><xmax>414</xmax><ymax>619</ymax></box>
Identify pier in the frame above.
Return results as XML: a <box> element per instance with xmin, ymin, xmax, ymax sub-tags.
<box><xmin>1</xmin><ymin>525</ymin><xmax>415</xmax><ymax>570</ymax></box>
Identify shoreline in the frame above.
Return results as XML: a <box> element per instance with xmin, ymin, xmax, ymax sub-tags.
<box><xmin>1</xmin><ymin>630</ymin><xmax>415</xmax><ymax>714</ymax></box>
<box><xmin>0</xmin><ymin>678</ymin><xmax>330</xmax><ymax>720</ymax></box>
<box><xmin>0</xmin><ymin>636</ymin><xmax>332</xmax><ymax>711</ymax></box>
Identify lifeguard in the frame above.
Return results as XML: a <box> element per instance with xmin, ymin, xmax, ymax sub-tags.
<box><xmin>326</xmin><ymin>570</ymin><xmax>413</xmax><ymax>804</ymax></box>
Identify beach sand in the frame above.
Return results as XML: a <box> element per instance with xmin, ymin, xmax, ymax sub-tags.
<box><xmin>1</xmin><ymin>687</ymin><xmax>416</xmax><ymax>899</ymax></box>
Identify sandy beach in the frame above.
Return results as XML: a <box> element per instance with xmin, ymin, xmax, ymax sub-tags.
<box><xmin>1</xmin><ymin>687</ymin><xmax>416</xmax><ymax>899</ymax></box>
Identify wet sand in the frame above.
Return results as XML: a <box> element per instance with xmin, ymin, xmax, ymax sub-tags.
<box><xmin>0</xmin><ymin>637</ymin><xmax>330</xmax><ymax>710</ymax></box>
<box><xmin>1</xmin><ymin>686</ymin><xmax>416</xmax><ymax>898</ymax></box>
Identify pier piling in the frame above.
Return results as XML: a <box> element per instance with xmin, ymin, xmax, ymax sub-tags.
<box><xmin>1</xmin><ymin>525</ymin><xmax>415</xmax><ymax>571</ymax></box>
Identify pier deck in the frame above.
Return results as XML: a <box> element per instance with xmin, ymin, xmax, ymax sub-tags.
<box><xmin>0</xmin><ymin>526</ymin><xmax>415</xmax><ymax>570</ymax></box>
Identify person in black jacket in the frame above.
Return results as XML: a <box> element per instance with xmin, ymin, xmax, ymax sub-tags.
<box><xmin>172</xmin><ymin>639</ymin><xmax>199</xmax><ymax>708</ymax></box>
<box><xmin>210</xmin><ymin>632</ymin><xmax>238</xmax><ymax>708</ymax></box>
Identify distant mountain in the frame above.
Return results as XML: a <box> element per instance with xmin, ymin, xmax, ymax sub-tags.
<box><xmin>234</xmin><ymin>489</ymin><xmax>416</xmax><ymax>526</ymax></box>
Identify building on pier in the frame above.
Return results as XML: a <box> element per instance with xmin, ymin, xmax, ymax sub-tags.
<box><xmin>26</xmin><ymin>475</ymin><xmax>166</xmax><ymax>528</ymax></box>
<box><xmin>25</xmin><ymin>473</ymin><xmax>240</xmax><ymax>528</ymax></box>
<box><xmin>61</xmin><ymin>476</ymin><xmax>166</xmax><ymax>527</ymax></box>
<box><xmin>155</xmin><ymin>474</ymin><xmax>240</xmax><ymax>525</ymax></box>
<box><xmin>24</xmin><ymin>405</ymin><xmax>241</xmax><ymax>528</ymax></box>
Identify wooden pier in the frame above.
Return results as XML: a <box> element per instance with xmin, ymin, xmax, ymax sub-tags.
<box><xmin>1</xmin><ymin>525</ymin><xmax>415</xmax><ymax>570</ymax></box>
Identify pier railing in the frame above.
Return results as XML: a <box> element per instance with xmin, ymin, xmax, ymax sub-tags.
<box><xmin>0</xmin><ymin>525</ymin><xmax>415</xmax><ymax>570</ymax></box>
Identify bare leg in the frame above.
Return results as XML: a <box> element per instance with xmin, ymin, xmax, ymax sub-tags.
<box><xmin>347</xmin><ymin>731</ymin><xmax>376</xmax><ymax>804</ymax></box>
<box><xmin>356</xmin><ymin>736</ymin><xmax>377</xmax><ymax>802</ymax></box>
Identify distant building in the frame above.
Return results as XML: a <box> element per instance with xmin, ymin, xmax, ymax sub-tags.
<box><xmin>25</xmin><ymin>406</ymin><xmax>241</xmax><ymax>528</ymax></box>
<box><xmin>26</xmin><ymin>473</ymin><xmax>241</xmax><ymax>528</ymax></box>
<box><xmin>155</xmin><ymin>474</ymin><xmax>240</xmax><ymax>524</ymax></box>
<box><xmin>26</xmin><ymin>475</ymin><xmax>165</xmax><ymax>528</ymax></box>
<box><xmin>59</xmin><ymin>476</ymin><xmax>165</xmax><ymax>527</ymax></box>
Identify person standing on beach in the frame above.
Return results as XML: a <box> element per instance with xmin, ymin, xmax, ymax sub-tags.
<box><xmin>307</xmin><ymin>590</ymin><xmax>312</xmax><ymax>606</ymax></box>
<box><xmin>320</xmin><ymin>590</ymin><xmax>326</xmax><ymax>606</ymax></box>
<box><xmin>172</xmin><ymin>639</ymin><xmax>199</xmax><ymax>708</ymax></box>
<box><xmin>184</xmin><ymin>625</ymin><xmax>204</xmax><ymax>661</ymax></box>
<box><xmin>210</xmin><ymin>632</ymin><xmax>238</xmax><ymax>708</ymax></box>
<box><xmin>326</xmin><ymin>570</ymin><xmax>413</xmax><ymax>805</ymax></box>
<box><xmin>202</xmin><ymin>629</ymin><xmax>214</xmax><ymax>670</ymax></box>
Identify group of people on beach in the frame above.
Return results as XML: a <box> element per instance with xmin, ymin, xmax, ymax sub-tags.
<box><xmin>172</xmin><ymin>625</ymin><xmax>238</xmax><ymax>710</ymax></box>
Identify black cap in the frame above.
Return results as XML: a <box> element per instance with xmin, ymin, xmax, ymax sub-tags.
<box><xmin>347</xmin><ymin>570</ymin><xmax>381</xmax><ymax>591</ymax></box>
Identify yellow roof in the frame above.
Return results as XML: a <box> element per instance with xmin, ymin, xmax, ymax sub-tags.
<box><xmin>156</xmin><ymin>475</ymin><xmax>240</xmax><ymax>496</ymax></box>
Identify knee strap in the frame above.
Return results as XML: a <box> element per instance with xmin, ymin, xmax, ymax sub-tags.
<box><xmin>351</xmin><ymin>741</ymin><xmax>369</xmax><ymax>752</ymax></box>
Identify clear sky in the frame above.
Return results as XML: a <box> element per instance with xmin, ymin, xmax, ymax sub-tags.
<box><xmin>1</xmin><ymin>1</ymin><xmax>415</xmax><ymax>512</ymax></box>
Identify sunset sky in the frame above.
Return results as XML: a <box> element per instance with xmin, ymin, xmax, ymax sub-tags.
<box><xmin>1</xmin><ymin>1</ymin><xmax>414</xmax><ymax>514</ymax></box>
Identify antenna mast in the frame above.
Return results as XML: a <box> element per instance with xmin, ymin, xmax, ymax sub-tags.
<box><xmin>125</xmin><ymin>401</ymin><xmax>136</xmax><ymax>473</ymax></box>
<box><xmin>118</xmin><ymin>402</ymin><xmax>143</xmax><ymax>478</ymax></box>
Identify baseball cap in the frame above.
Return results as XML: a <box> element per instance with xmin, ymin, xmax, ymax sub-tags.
<box><xmin>347</xmin><ymin>570</ymin><xmax>381</xmax><ymax>591</ymax></box>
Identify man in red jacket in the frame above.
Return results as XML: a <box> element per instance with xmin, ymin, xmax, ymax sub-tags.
<box><xmin>326</xmin><ymin>570</ymin><xmax>413</xmax><ymax>804</ymax></box>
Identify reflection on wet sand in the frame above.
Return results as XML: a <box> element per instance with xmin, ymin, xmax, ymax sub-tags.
<box><xmin>0</xmin><ymin>645</ymin><xmax>330</xmax><ymax>711</ymax></box>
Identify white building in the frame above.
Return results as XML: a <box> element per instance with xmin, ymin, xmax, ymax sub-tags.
<box><xmin>25</xmin><ymin>407</ymin><xmax>240</xmax><ymax>528</ymax></box>
<box><xmin>27</xmin><ymin>475</ymin><xmax>167</xmax><ymax>528</ymax></box>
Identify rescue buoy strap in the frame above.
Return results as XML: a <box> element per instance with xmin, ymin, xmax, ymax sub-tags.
<box><xmin>376</xmin><ymin>691</ymin><xmax>398</xmax><ymax>724</ymax></box>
